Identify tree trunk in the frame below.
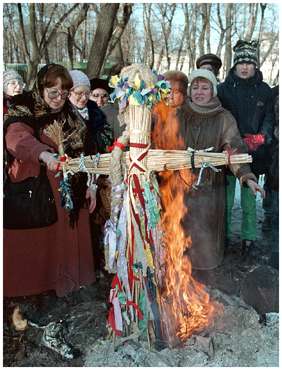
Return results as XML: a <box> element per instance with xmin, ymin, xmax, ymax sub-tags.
<box><xmin>67</xmin><ymin>4</ymin><xmax>90</xmax><ymax>69</ymax></box>
<box><xmin>224</xmin><ymin>4</ymin><xmax>233</xmax><ymax>75</ymax></box>
<box><xmin>198</xmin><ymin>4</ymin><xmax>208</xmax><ymax>56</ymax></box>
<box><xmin>244</xmin><ymin>4</ymin><xmax>259</xmax><ymax>41</ymax></box>
<box><xmin>143</xmin><ymin>4</ymin><xmax>155</xmax><ymax>69</ymax></box>
<box><xmin>86</xmin><ymin>3</ymin><xmax>120</xmax><ymax>78</ymax></box>
<box><xmin>106</xmin><ymin>4</ymin><xmax>133</xmax><ymax>60</ymax></box>
<box><xmin>21</xmin><ymin>3</ymin><xmax>79</xmax><ymax>87</ymax></box>
<box><xmin>216</xmin><ymin>4</ymin><xmax>226</xmax><ymax>57</ymax></box>
<box><xmin>257</xmin><ymin>3</ymin><xmax>267</xmax><ymax>68</ymax></box>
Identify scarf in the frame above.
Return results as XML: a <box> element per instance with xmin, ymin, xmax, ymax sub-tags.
<box><xmin>186</xmin><ymin>96</ymin><xmax>224</xmax><ymax>117</ymax></box>
<box><xmin>4</xmin><ymin>64</ymin><xmax>90</xmax><ymax>227</ymax></box>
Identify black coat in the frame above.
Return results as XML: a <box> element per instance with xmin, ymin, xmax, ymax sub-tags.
<box><xmin>72</xmin><ymin>99</ymin><xmax>113</xmax><ymax>156</ymax></box>
<box><xmin>218</xmin><ymin>68</ymin><xmax>275</xmax><ymax>175</ymax></box>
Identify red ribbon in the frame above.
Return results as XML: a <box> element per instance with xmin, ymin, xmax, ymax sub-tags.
<box><xmin>111</xmin><ymin>274</ymin><xmax>123</xmax><ymax>290</ymax></box>
<box><xmin>126</xmin><ymin>300</ymin><xmax>144</xmax><ymax>320</ymax></box>
<box><xmin>129</xmin><ymin>142</ymin><xmax>148</xmax><ymax>149</ymax></box>
<box><xmin>107</xmin><ymin>307</ymin><xmax>123</xmax><ymax>336</ymax></box>
<box><xmin>108</xmin><ymin>140</ymin><xmax>126</xmax><ymax>152</ymax></box>
<box><xmin>225</xmin><ymin>147</ymin><xmax>237</xmax><ymax>166</ymax></box>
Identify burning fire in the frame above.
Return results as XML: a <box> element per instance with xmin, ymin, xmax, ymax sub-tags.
<box><xmin>152</xmin><ymin>101</ymin><xmax>217</xmax><ymax>346</ymax></box>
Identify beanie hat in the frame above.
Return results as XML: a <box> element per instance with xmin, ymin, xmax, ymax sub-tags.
<box><xmin>189</xmin><ymin>69</ymin><xmax>218</xmax><ymax>97</ymax></box>
<box><xmin>233</xmin><ymin>40</ymin><xmax>259</xmax><ymax>66</ymax></box>
<box><xmin>69</xmin><ymin>70</ymin><xmax>90</xmax><ymax>89</ymax></box>
<box><xmin>3</xmin><ymin>70</ymin><xmax>24</xmax><ymax>93</ymax></box>
<box><xmin>196</xmin><ymin>53</ymin><xmax>222</xmax><ymax>76</ymax></box>
<box><xmin>90</xmin><ymin>78</ymin><xmax>113</xmax><ymax>94</ymax></box>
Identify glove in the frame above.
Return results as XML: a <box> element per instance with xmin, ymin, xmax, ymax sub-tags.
<box><xmin>243</xmin><ymin>134</ymin><xmax>265</xmax><ymax>152</ymax></box>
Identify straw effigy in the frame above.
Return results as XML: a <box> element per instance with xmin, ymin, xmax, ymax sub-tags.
<box><xmin>48</xmin><ymin>64</ymin><xmax>252</xmax><ymax>349</ymax></box>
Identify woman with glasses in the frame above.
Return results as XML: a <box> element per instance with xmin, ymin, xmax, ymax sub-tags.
<box><xmin>4</xmin><ymin>64</ymin><xmax>102</xmax><ymax>324</ymax></box>
<box><xmin>3</xmin><ymin>70</ymin><xmax>26</xmax><ymax>114</ymax></box>
<box><xmin>68</xmin><ymin>70</ymin><xmax>113</xmax><ymax>280</ymax></box>
<box><xmin>68</xmin><ymin>70</ymin><xmax>112</xmax><ymax>154</ymax></box>
<box><xmin>89</xmin><ymin>77</ymin><xmax>112</xmax><ymax>107</ymax></box>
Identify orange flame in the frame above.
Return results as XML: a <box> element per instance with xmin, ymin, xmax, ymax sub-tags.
<box><xmin>152</xmin><ymin>101</ymin><xmax>216</xmax><ymax>345</ymax></box>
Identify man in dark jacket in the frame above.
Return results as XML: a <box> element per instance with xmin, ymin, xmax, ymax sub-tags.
<box><xmin>217</xmin><ymin>40</ymin><xmax>274</xmax><ymax>256</ymax></box>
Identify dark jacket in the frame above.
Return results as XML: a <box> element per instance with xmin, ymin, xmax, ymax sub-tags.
<box><xmin>73</xmin><ymin>99</ymin><xmax>113</xmax><ymax>155</ymax></box>
<box><xmin>101</xmin><ymin>103</ymin><xmax>126</xmax><ymax>140</ymax></box>
<box><xmin>218</xmin><ymin>68</ymin><xmax>274</xmax><ymax>175</ymax></box>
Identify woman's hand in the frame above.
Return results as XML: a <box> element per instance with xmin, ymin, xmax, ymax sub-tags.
<box><xmin>85</xmin><ymin>186</ymin><xmax>97</xmax><ymax>214</ymax></box>
<box><xmin>39</xmin><ymin>151</ymin><xmax>60</xmax><ymax>172</ymax></box>
<box><xmin>246</xmin><ymin>179</ymin><xmax>265</xmax><ymax>198</ymax></box>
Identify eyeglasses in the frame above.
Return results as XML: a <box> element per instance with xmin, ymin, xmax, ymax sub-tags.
<box><xmin>71</xmin><ymin>90</ymin><xmax>90</xmax><ymax>99</ymax></box>
<box><xmin>8</xmin><ymin>79</ymin><xmax>25</xmax><ymax>89</ymax></box>
<box><xmin>91</xmin><ymin>93</ymin><xmax>109</xmax><ymax>99</ymax></box>
<box><xmin>46</xmin><ymin>88</ymin><xmax>69</xmax><ymax>100</ymax></box>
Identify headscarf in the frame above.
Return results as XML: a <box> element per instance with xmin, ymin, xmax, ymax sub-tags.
<box><xmin>4</xmin><ymin>64</ymin><xmax>95</xmax><ymax>227</ymax></box>
<box><xmin>69</xmin><ymin>70</ymin><xmax>90</xmax><ymax>89</ymax></box>
<box><xmin>3</xmin><ymin>70</ymin><xmax>25</xmax><ymax>94</ymax></box>
<box><xmin>4</xmin><ymin>64</ymin><xmax>91</xmax><ymax>158</ymax></box>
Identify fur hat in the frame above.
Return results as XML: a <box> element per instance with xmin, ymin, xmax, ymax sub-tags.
<box><xmin>233</xmin><ymin>40</ymin><xmax>259</xmax><ymax>66</ymax></box>
<box><xmin>189</xmin><ymin>69</ymin><xmax>218</xmax><ymax>97</ymax></box>
<box><xmin>196</xmin><ymin>53</ymin><xmax>222</xmax><ymax>76</ymax></box>
<box><xmin>69</xmin><ymin>70</ymin><xmax>90</xmax><ymax>89</ymax></box>
<box><xmin>163</xmin><ymin>70</ymin><xmax>188</xmax><ymax>93</ymax></box>
<box><xmin>90</xmin><ymin>78</ymin><xmax>112</xmax><ymax>94</ymax></box>
<box><xmin>3</xmin><ymin>70</ymin><xmax>24</xmax><ymax>93</ymax></box>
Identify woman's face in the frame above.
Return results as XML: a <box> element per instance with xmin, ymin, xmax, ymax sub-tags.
<box><xmin>43</xmin><ymin>78</ymin><xmax>69</xmax><ymax>111</ymax></box>
<box><xmin>167</xmin><ymin>81</ymin><xmax>186</xmax><ymax>108</ymax></box>
<box><xmin>6</xmin><ymin>79</ymin><xmax>25</xmax><ymax>97</ymax></box>
<box><xmin>89</xmin><ymin>88</ymin><xmax>109</xmax><ymax>107</ymax></box>
<box><xmin>190</xmin><ymin>79</ymin><xmax>213</xmax><ymax>105</ymax></box>
<box><xmin>69</xmin><ymin>85</ymin><xmax>90</xmax><ymax>109</ymax></box>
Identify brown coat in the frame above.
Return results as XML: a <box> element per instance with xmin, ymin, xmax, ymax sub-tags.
<box><xmin>4</xmin><ymin>122</ymin><xmax>95</xmax><ymax>297</ymax></box>
<box><xmin>153</xmin><ymin>98</ymin><xmax>256</xmax><ymax>270</ymax></box>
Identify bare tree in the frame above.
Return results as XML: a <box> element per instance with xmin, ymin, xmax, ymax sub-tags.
<box><xmin>198</xmin><ymin>4</ymin><xmax>209</xmax><ymax>56</ymax></box>
<box><xmin>18</xmin><ymin>3</ymin><xmax>80</xmax><ymax>87</ymax></box>
<box><xmin>65</xmin><ymin>4</ymin><xmax>90</xmax><ymax>69</ymax></box>
<box><xmin>143</xmin><ymin>4</ymin><xmax>155</xmax><ymax>69</ymax></box>
<box><xmin>156</xmin><ymin>3</ymin><xmax>176</xmax><ymax>71</ymax></box>
<box><xmin>260</xmin><ymin>32</ymin><xmax>279</xmax><ymax>67</ymax></box>
<box><xmin>216</xmin><ymin>4</ymin><xmax>226</xmax><ymax>57</ymax></box>
<box><xmin>244</xmin><ymin>4</ymin><xmax>259</xmax><ymax>41</ymax></box>
<box><xmin>86</xmin><ymin>4</ymin><xmax>120</xmax><ymax>77</ymax></box>
<box><xmin>223</xmin><ymin>4</ymin><xmax>233</xmax><ymax>74</ymax></box>
<box><xmin>106</xmin><ymin>4</ymin><xmax>133</xmax><ymax>61</ymax></box>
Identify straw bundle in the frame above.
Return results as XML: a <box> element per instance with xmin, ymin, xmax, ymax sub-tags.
<box><xmin>43</xmin><ymin>119</ymin><xmax>65</xmax><ymax>156</ymax></box>
<box><xmin>127</xmin><ymin>105</ymin><xmax>151</xmax><ymax>175</ymax></box>
<box><xmin>64</xmin><ymin>149</ymin><xmax>252</xmax><ymax>175</ymax></box>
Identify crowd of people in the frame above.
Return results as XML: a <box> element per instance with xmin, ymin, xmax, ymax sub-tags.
<box><xmin>3</xmin><ymin>39</ymin><xmax>278</xmax><ymax>356</ymax></box>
